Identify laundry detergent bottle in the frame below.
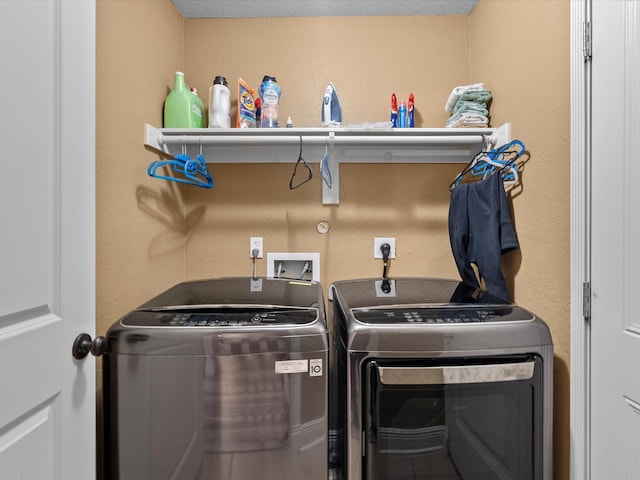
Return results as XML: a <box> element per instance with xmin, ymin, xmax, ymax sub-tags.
<box><xmin>164</xmin><ymin>72</ymin><xmax>191</xmax><ymax>128</ymax></box>
<box><xmin>163</xmin><ymin>71</ymin><xmax>205</xmax><ymax>128</ymax></box>
<box><xmin>259</xmin><ymin>75</ymin><xmax>281</xmax><ymax>128</ymax></box>
<box><xmin>208</xmin><ymin>76</ymin><xmax>231</xmax><ymax>128</ymax></box>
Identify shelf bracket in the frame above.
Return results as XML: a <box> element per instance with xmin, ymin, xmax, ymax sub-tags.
<box><xmin>144</xmin><ymin>124</ymin><xmax>170</xmax><ymax>155</ymax></box>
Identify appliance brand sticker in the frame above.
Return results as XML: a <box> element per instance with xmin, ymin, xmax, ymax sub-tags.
<box><xmin>275</xmin><ymin>359</ymin><xmax>308</xmax><ymax>374</ymax></box>
<box><xmin>310</xmin><ymin>359</ymin><xmax>323</xmax><ymax>377</ymax></box>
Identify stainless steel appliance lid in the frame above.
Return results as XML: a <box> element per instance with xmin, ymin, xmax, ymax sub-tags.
<box><xmin>330</xmin><ymin>277</ymin><xmax>509</xmax><ymax>309</ymax></box>
<box><xmin>137</xmin><ymin>277</ymin><xmax>323</xmax><ymax>310</ymax></box>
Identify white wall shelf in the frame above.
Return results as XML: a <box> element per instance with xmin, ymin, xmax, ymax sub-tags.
<box><xmin>144</xmin><ymin>123</ymin><xmax>510</xmax><ymax>204</ymax></box>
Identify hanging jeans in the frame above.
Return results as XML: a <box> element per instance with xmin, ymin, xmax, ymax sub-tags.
<box><xmin>448</xmin><ymin>173</ymin><xmax>519</xmax><ymax>301</ymax></box>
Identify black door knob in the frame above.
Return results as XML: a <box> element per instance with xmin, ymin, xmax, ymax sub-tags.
<box><xmin>72</xmin><ymin>333</ymin><xmax>106</xmax><ymax>359</ymax></box>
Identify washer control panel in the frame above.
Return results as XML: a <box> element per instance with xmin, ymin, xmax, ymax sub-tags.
<box><xmin>121</xmin><ymin>307</ymin><xmax>318</xmax><ymax>327</ymax></box>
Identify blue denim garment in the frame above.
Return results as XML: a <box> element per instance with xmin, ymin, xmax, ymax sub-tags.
<box><xmin>448</xmin><ymin>173</ymin><xmax>518</xmax><ymax>301</ymax></box>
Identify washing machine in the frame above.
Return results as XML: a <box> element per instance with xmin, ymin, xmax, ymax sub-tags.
<box><xmin>330</xmin><ymin>277</ymin><xmax>553</xmax><ymax>480</ymax></box>
<box><xmin>102</xmin><ymin>277</ymin><xmax>328</xmax><ymax>480</ymax></box>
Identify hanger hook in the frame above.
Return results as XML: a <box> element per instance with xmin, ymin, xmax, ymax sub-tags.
<box><xmin>481</xmin><ymin>134</ymin><xmax>492</xmax><ymax>153</ymax></box>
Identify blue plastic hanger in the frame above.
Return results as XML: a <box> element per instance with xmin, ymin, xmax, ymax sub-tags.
<box><xmin>450</xmin><ymin>139</ymin><xmax>525</xmax><ymax>191</ymax></box>
<box><xmin>148</xmin><ymin>152</ymin><xmax>214</xmax><ymax>189</ymax></box>
<box><xmin>471</xmin><ymin>140</ymin><xmax>525</xmax><ymax>176</ymax></box>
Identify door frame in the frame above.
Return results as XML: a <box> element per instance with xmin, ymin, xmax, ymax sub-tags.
<box><xmin>570</xmin><ymin>1</ymin><xmax>590</xmax><ymax>479</ymax></box>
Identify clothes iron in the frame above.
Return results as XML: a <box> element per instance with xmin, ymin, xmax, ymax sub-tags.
<box><xmin>321</xmin><ymin>82</ymin><xmax>342</xmax><ymax>127</ymax></box>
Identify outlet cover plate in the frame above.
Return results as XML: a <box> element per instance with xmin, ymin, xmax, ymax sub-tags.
<box><xmin>374</xmin><ymin>237</ymin><xmax>396</xmax><ymax>259</ymax></box>
<box><xmin>250</xmin><ymin>236</ymin><xmax>263</xmax><ymax>258</ymax></box>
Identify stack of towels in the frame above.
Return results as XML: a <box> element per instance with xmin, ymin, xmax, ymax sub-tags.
<box><xmin>444</xmin><ymin>83</ymin><xmax>492</xmax><ymax>128</ymax></box>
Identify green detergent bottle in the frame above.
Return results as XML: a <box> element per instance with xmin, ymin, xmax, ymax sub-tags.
<box><xmin>164</xmin><ymin>71</ymin><xmax>204</xmax><ymax>128</ymax></box>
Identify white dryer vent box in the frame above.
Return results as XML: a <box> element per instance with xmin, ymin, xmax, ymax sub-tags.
<box><xmin>267</xmin><ymin>253</ymin><xmax>320</xmax><ymax>283</ymax></box>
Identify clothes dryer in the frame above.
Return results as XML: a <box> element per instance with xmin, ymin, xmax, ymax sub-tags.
<box><xmin>330</xmin><ymin>277</ymin><xmax>553</xmax><ymax>480</ymax></box>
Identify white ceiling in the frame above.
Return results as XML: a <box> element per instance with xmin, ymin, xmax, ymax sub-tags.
<box><xmin>171</xmin><ymin>0</ymin><xmax>479</xmax><ymax>18</ymax></box>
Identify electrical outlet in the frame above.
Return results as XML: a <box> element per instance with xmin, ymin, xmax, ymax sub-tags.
<box><xmin>374</xmin><ymin>237</ymin><xmax>396</xmax><ymax>259</ymax></box>
<box><xmin>250</xmin><ymin>237</ymin><xmax>263</xmax><ymax>258</ymax></box>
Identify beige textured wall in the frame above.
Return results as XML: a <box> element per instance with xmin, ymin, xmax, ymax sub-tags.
<box><xmin>96</xmin><ymin>0</ymin><xmax>186</xmax><ymax>332</ymax></box>
<box><xmin>183</xmin><ymin>15</ymin><xmax>470</xmax><ymax>286</ymax></box>
<box><xmin>470</xmin><ymin>2</ymin><xmax>570</xmax><ymax>478</ymax></box>
<box><xmin>96</xmin><ymin>1</ymin><xmax>570</xmax><ymax>478</ymax></box>
<box><xmin>95</xmin><ymin>0</ymin><xmax>186</xmax><ymax>439</ymax></box>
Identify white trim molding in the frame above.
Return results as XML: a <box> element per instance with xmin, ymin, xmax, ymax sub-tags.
<box><xmin>570</xmin><ymin>0</ymin><xmax>591</xmax><ymax>479</ymax></box>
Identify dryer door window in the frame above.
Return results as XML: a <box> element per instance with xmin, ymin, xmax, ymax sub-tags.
<box><xmin>363</xmin><ymin>355</ymin><xmax>544</xmax><ymax>480</ymax></box>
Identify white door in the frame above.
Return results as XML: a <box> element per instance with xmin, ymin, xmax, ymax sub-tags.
<box><xmin>590</xmin><ymin>1</ymin><xmax>640</xmax><ymax>478</ymax></box>
<box><xmin>0</xmin><ymin>1</ymin><xmax>96</xmax><ymax>479</ymax></box>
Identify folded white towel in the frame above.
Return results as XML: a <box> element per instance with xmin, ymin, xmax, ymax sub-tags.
<box><xmin>444</xmin><ymin>83</ymin><xmax>484</xmax><ymax>113</ymax></box>
<box><xmin>445</xmin><ymin>112</ymin><xmax>489</xmax><ymax>128</ymax></box>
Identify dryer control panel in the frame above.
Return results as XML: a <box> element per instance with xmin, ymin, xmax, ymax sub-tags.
<box><xmin>352</xmin><ymin>306</ymin><xmax>533</xmax><ymax>324</ymax></box>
